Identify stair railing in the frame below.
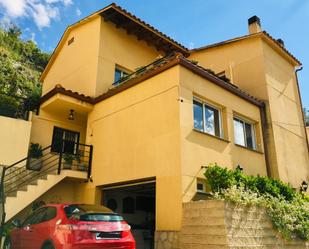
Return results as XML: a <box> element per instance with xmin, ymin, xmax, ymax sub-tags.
<box><xmin>0</xmin><ymin>141</ymin><xmax>93</xmax><ymax>239</ymax></box>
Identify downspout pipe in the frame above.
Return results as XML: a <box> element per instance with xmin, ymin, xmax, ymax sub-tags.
<box><xmin>260</xmin><ymin>102</ymin><xmax>271</xmax><ymax>177</ymax></box>
<box><xmin>295</xmin><ymin>66</ymin><xmax>309</xmax><ymax>154</ymax></box>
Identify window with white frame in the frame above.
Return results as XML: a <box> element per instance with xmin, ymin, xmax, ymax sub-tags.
<box><xmin>233</xmin><ymin>117</ymin><xmax>256</xmax><ymax>150</ymax></box>
<box><xmin>193</xmin><ymin>98</ymin><xmax>222</xmax><ymax>138</ymax></box>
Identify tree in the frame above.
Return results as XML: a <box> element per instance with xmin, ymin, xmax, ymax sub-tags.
<box><xmin>304</xmin><ymin>108</ymin><xmax>309</xmax><ymax>127</ymax></box>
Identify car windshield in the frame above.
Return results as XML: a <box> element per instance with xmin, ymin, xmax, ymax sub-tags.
<box><xmin>64</xmin><ymin>204</ymin><xmax>123</xmax><ymax>222</ymax></box>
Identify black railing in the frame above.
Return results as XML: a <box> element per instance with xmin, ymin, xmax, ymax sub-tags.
<box><xmin>0</xmin><ymin>141</ymin><xmax>93</xmax><ymax>237</ymax></box>
<box><xmin>112</xmin><ymin>53</ymin><xmax>177</xmax><ymax>87</ymax></box>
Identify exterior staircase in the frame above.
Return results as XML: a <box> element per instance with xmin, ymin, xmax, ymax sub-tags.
<box><xmin>0</xmin><ymin>142</ymin><xmax>93</xmax><ymax>226</ymax></box>
<box><xmin>5</xmin><ymin>170</ymin><xmax>87</xmax><ymax>221</ymax></box>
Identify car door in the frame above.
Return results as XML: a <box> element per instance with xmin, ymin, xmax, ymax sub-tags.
<box><xmin>31</xmin><ymin>207</ymin><xmax>58</xmax><ymax>248</ymax></box>
<box><xmin>18</xmin><ymin>208</ymin><xmax>46</xmax><ymax>249</ymax></box>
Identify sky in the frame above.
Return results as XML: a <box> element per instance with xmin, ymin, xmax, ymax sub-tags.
<box><xmin>0</xmin><ymin>0</ymin><xmax>308</xmax><ymax>110</ymax></box>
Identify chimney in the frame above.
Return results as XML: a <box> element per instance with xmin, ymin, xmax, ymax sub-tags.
<box><xmin>248</xmin><ymin>15</ymin><xmax>262</xmax><ymax>34</ymax></box>
<box><xmin>277</xmin><ymin>38</ymin><xmax>285</xmax><ymax>47</ymax></box>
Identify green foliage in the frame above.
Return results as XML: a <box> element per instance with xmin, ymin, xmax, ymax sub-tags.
<box><xmin>205</xmin><ymin>163</ymin><xmax>296</xmax><ymax>201</ymax></box>
<box><xmin>0</xmin><ymin>94</ymin><xmax>19</xmax><ymax>117</ymax></box>
<box><xmin>0</xmin><ymin>25</ymin><xmax>49</xmax><ymax>118</ymax></box>
<box><xmin>29</xmin><ymin>143</ymin><xmax>43</xmax><ymax>158</ymax></box>
<box><xmin>204</xmin><ymin>164</ymin><xmax>309</xmax><ymax>240</ymax></box>
<box><xmin>304</xmin><ymin>108</ymin><xmax>309</xmax><ymax>126</ymax></box>
<box><xmin>63</xmin><ymin>154</ymin><xmax>74</xmax><ymax>165</ymax></box>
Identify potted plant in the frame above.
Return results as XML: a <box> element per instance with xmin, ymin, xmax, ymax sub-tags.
<box><xmin>75</xmin><ymin>150</ymin><xmax>87</xmax><ymax>171</ymax></box>
<box><xmin>63</xmin><ymin>154</ymin><xmax>74</xmax><ymax>169</ymax></box>
<box><xmin>27</xmin><ymin>143</ymin><xmax>43</xmax><ymax>171</ymax></box>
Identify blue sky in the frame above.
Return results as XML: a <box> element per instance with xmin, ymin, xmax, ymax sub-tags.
<box><xmin>0</xmin><ymin>0</ymin><xmax>308</xmax><ymax>110</ymax></box>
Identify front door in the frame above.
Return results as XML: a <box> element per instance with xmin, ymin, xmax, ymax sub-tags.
<box><xmin>51</xmin><ymin>127</ymin><xmax>80</xmax><ymax>154</ymax></box>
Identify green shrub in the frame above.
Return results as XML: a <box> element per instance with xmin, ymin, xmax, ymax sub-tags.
<box><xmin>204</xmin><ymin>164</ymin><xmax>296</xmax><ymax>201</ymax></box>
<box><xmin>29</xmin><ymin>143</ymin><xmax>43</xmax><ymax>158</ymax></box>
<box><xmin>0</xmin><ymin>94</ymin><xmax>19</xmax><ymax>118</ymax></box>
<box><xmin>204</xmin><ymin>164</ymin><xmax>309</xmax><ymax>240</ymax></box>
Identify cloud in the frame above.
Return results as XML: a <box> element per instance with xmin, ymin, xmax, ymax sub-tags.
<box><xmin>45</xmin><ymin>0</ymin><xmax>72</xmax><ymax>6</ymax></box>
<box><xmin>0</xmin><ymin>0</ymin><xmax>27</xmax><ymax>17</ymax></box>
<box><xmin>30</xmin><ymin>3</ymin><xmax>59</xmax><ymax>28</ymax></box>
<box><xmin>188</xmin><ymin>41</ymin><xmax>195</xmax><ymax>49</ymax></box>
<box><xmin>76</xmin><ymin>7</ymin><xmax>81</xmax><ymax>17</ymax></box>
<box><xmin>0</xmin><ymin>0</ymin><xmax>72</xmax><ymax>29</ymax></box>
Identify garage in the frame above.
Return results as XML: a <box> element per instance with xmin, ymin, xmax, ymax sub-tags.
<box><xmin>101</xmin><ymin>178</ymin><xmax>156</xmax><ymax>249</ymax></box>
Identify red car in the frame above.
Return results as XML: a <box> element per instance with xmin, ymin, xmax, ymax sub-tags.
<box><xmin>4</xmin><ymin>204</ymin><xmax>135</xmax><ymax>249</ymax></box>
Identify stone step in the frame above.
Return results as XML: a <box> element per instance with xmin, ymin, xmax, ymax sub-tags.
<box><xmin>226</xmin><ymin>227</ymin><xmax>277</xmax><ymax>237</ymax></box>
<box><xmin>179</xmin><ymin>234</ymin><xmax>228</xmax><ymax>245</ymax></box>
<box><xmin>183</xmin><ymin>216</ymin><xmax>226</xmax><ymax>226</ymax></box>
<box><xmin>227</xmin><ymin>235</ymin><xmax>279</xmax><ymax>246</ymax></box>
<box><xmin>6</xmin><ymin>191</ymin><xmax>17</xmax><ymax>197</ymax></box>
<box><xmin>180</xmin><ymin>225</ymin><xmax>227</xmax><ymax>236</ymax></box>
<box><xmin>28</xmin><ymin>180</ymin><xmax>38</xmax><ymax>186</ymax></box>
<box><xmin>183</xmin><ymin>208</ymin><xmax>225</xmax><ymax>218</ymax></box>
<box><xmin>180</xmin><ymin>243</ymin><xmax>229</xmax><ymax>249</ymax></box>
<box><xmin>183</xmin><ymin>200</ymin><xmax>225</xmax><ymax>210</ymax></box>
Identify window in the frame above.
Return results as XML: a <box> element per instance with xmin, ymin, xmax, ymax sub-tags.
<box><xmin>114</xmin><ymin>67</ymin><xmax>129</xmax><ymax>85</ymax></box>
<box><xmin>41</xmin><ymin>207</ymin><xmax>57</xmax><ymax>222</ymax></box>
<box><xmin>233</xmin><ymin>117</ymin><xmax>256</xmax><ymax>150</ymax></box>
<box><xmin>22</xmin><ymin>208</ymin><xmax>46</xmax><ymax>226</ymax></box>
<box><xmin>193</xmin><ymin>98</ymin><xmax>222</xmax><ymax>137</ymax></box>
<box><xmin>51</xmin><ymin>127</ymin><xmax>80</xmax><ymax>154</ymax></box>
<box><xmin>196</xmin><ymin>179</ymin><xmax>207</xmax><ymax>193</ymax></box>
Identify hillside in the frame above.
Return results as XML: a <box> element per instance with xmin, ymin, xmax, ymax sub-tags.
<box><xmin>0</xmin><ymin>26</ymin><xmax>50</xmax><ymax>119</ymax></box>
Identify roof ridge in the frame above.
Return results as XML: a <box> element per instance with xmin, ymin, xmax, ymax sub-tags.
<box><xmin>111</xmin><ymin>4</ymin><xmax>188</xmax><ymax>51</ymax></box>
<box><xmin>190</xmin><ymin>31</ymin><xmax>301</xmax><ymax>65</ymax></box>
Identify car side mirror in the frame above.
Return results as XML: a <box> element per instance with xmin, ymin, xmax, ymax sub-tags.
<box><xmin>12</xmin><ymin>219</ymin><xmax>22</xmax><ymax>228</ymax></box>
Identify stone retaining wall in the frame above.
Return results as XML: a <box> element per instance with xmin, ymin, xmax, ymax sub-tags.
<box><xmin>180</xmin><ymin>200</ymin><xmax>309</xmax><ymax>249</ymax></box>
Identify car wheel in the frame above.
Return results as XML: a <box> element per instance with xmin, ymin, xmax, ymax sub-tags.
<box><xmin>42</xmin><ymin>242</ymin><xmax>55</xmax><ymax>249</ymax></box>
<box><xmin>3</xmin><ymin>237</ymin><xmax>12</xmax><ymax>249</ymax></box>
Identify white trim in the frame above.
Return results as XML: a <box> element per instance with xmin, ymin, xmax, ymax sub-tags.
<box><xmin>193</xmin><ymin>97</ymin><xmax>223</xmax><ymax>138</ymax></box>
<box><xmin>233</xmin><ymin>116</ymin><xmax>257</xmax><ymax>149</ymax></box>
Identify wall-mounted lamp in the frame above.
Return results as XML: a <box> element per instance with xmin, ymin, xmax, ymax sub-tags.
<box><xmin>236</xmin><ymin>165</ymin><xmax>243</xmax><ymax>171</ymax></box>
<box><xmin>300</xmin><ymin>181</ymin><xmax>308</xmax><ymax>193</ymax></box>
<box><xmin>68</xmin><ymin>109</ymin><xmax>75</xmax><ymax>120</ymax></box>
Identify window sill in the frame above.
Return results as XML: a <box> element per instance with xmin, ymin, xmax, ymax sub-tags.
<box><xmin>193</xmin><ymin>129</ymin><xmax>230</xmax><ymax>143</ymax></box>
<box><xmin>235</xmin><ymin>144</ymin><xmax>264</xmax><ymax>154</ymax></box>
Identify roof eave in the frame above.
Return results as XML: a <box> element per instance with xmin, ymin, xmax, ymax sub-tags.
<box><xmin>190</xmin><ymin>32</ymin><xmax>301</xmax><ymax>67</ymax></box>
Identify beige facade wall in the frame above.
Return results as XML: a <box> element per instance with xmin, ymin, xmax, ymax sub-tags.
<box><xmin>95</xmin><ymin>19</ymin><xmax>163</xmax><ymax>95</ymax></box>
<box><xmin>42</xmin><ymin>17</ymin><xmax>162</xmax><ymax>98</ymax></box>
<box><xmin>42</xmin><ymin>16</ymin><xmax>101</xmax><ymax>97</ymax></box>
<box><xmin>178</xmin><ymin>66</ymin><xmax>267</xmax><ymax>202</ymax></box>
<box><xmin>76</xmin><ymin>66</ymin><xmax>183</xmax><ymax>230</ymax></box>
<box><xmin>30</xmin><ymin>109</ymin><xmax>87</xmax><ymax>148</ymax></box>
<box><xmin>0</xmin><ymin>116</ymin><xmax>32</xmax><ymax>165</ymax></box>
<box><xmin>307</xmin><ymin>127</ymin><xmax>309</xmax><ymax>143</ymax></box>
<box><xmin>262</xmin><ymin>42</ymin><xmax>309</xmax><ymax>186</ymax></box>
<box><xmin>190</xmin><ymin>37</ymin><xmax>309</xmax><ymax>187</ymax></box>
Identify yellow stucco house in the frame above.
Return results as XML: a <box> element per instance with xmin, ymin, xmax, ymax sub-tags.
<box><xmin>1</xmin><ymin>4</ymin><xmax>309</xmax><ymax>249</ymax></box>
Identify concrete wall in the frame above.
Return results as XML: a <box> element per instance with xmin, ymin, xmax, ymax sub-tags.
<box><xmin>179</xmin><ymin>66</ymin><xmax>267</xmax><ymax>202</ymax></box>
<box><xmin>0</xmin><ymin>116</ymin><xmax>32</xmax><ymax>166</ymax></box>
